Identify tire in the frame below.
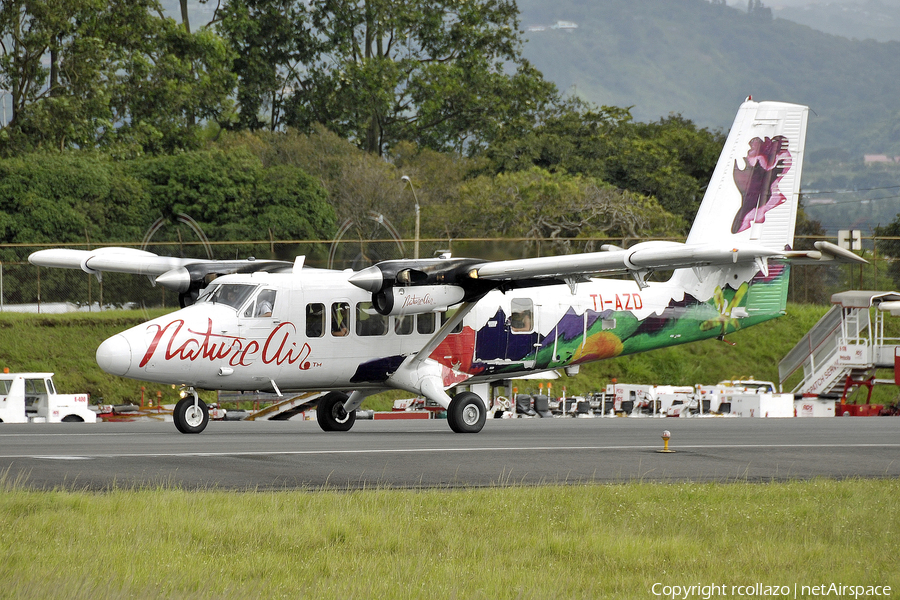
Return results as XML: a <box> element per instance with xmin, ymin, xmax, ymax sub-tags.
<box><xmin>447</xmin><ymin>392</ymin><xmax>486</xmax><ymax>434</ymax></box>
<box><xmin>316</xmin><ymin>392</ymin><xmax>355</xmax><ymax>432</ymax></box>
<box><xmin>61</xmin><ymin>415</ymin><xmax>84</xmax><ymax>423</ymax></box>
<box><xmin>174</xmin><ymin>397</ymin><xmax>209</xmax><ymax>434</ymax></box>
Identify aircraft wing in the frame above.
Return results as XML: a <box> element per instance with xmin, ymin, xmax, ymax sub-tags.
<box><xmin>31</xmin><ymin>248</ymin><xmax>199</xmax><ymax>277</ymax></box>
<box><xmin>469</xmin><ymin>240</ymin><xmax>866</xmax><ymax>283</ymax></box>
<box><xmin>348</xmin><ymin>239</ymin><xmax>867</xmax><ymax>313</ymax></box>
<box><xmin>29</xmin><ymin>247</ymin><xmax>292</xmax><ymax>295</ymax></box>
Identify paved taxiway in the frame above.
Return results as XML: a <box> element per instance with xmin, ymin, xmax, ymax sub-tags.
<box><xmin>1</xmin><ymin>417</ymin><xmax>898</xmax><ymax>490</ymax></box>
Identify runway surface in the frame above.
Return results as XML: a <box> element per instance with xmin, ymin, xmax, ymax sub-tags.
<box><xmin>1</xmin><ymin>416</ymin><xmax>898</xmax><ymax>490</ymax></box>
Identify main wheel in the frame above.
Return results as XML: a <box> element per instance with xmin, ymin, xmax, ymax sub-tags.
<box><xmin>447</xmin><ymin>392</ymin><xmax>486</xmax><ymax>433</ymax></box>
<box><xmin>316</xmin><ymin>392</ymin><xmax>356</xmax><ymax>432</ymax></box>
<box><xmin>174</xmin><ymin>397</ymin><xmax>209</xmax><ymax>434</ymax></box>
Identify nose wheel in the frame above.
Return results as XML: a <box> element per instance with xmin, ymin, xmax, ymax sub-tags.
<box><xmin>173</xmin><ymin>390</ymin><xmax>209</xmax><ymax>434</ymax></box>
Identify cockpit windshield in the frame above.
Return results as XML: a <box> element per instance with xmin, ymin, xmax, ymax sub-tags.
<box><xmin>196</xmin><ymin>283</ymin><xmax>258</xmax><ymax>310</ymax></box>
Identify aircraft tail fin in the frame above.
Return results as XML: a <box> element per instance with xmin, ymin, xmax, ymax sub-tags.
<box><xmin>685</xmin><ymin>99</ymin><xmax>809</xmax><ymax>252</ymax></box>
<box><xmin>672</xmin><ymin>99</ymin><xmax>808</xmax><ymax>324</ymax></box>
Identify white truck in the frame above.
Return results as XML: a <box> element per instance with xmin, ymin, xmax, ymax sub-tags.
<box><xmin>0</xmin><ymin>372</ymin><xmax>97</xmax><ymax>423</ymax></box>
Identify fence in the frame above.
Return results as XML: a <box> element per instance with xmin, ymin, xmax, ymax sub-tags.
<box><xmin>0</xmin><ymin>235</ymin><xmax>894</xmax><ymax>312</ymax></box>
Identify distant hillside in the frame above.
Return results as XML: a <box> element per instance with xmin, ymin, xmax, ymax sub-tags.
<box><xmin>518</xmin><ymin>0</ymin><xmax>900</xmax><ymax>161</ymax></box>
<box><xmin>773</xmin><ymin>0</ymin><xmax>900</xmax><ymax>43</ymax></box>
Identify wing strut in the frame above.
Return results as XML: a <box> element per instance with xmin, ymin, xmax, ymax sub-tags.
<box><xmin>385</xmin><ymin>301</ymin><xmax>479</xmax><ymax>409</ymax></box>
<box><xmin>410</xmin><ymin>301</ymin><xmax>477</xmax><ymax>366</ymax></box>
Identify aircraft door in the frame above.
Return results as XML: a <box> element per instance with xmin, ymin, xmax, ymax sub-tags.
<box><xmin>239</xmin><ymin>287</ymin><xmax>282</xmax><ymax>337</ymax></box>
<box><xmin>238</xmin><ymin>287</ymin><xmax>289</xmax><ymax>380</ymax></box>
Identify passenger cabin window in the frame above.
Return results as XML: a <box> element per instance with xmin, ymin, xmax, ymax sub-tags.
<box><xmin>244</xmin><ymin>289</ymin><xmax>276</xmax><ymax>318</ymax></box>
<box><xmin>395</xmin><ymin>315</ymin><xmax>414</xmax><ymax>335</ymax></box>
<box><xmin>306</xmin><ymin>303</ymin><xmax>325</xmax><ymax>337</ymax></box>
<box><xmin>441</xmin><ymin>308</ymin><xmax>464</xmax><ymax>334</ymax></box>
<box><xmin>510</xmin><ymin>298</ymin><xmax>534</xmax><ymax>333</ymax></box>
<box><xmin>417</xmin><ymin>313</ymin><xmax>435</xmax><ymax>335</ymax></box>
<box><xmin>356</xmin><ymin>302</ymin><xmax>388</xmax><ymax>336</ymax></box>
<box><xmin>331</xmin><ymin>302</ymin><xmax>350</xmax><ymax>337</ymax></box>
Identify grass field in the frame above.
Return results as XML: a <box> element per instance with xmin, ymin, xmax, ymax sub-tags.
<box><xmin>3</xmin><ymin>307</ymin><xmax>900</xmax><ymax>598</ymax></box>
<box><xmin>1</xmin><ymin>477</ymin><xmax>897</xmax><ymax>599</ymax></box>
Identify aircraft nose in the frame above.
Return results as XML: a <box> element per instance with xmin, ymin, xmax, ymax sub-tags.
<box><xmin>96</xmin><ymin>334</ymin><xmax>132</xmax><ymax>376</ymax></box>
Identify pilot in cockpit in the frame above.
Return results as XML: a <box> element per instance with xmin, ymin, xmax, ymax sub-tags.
<box><xmin>255</xmin><ymin>289</ymin><xmax>276</xmax><ymax>317</ymax></box>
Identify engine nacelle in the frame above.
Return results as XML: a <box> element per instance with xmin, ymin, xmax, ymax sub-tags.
<box><xmin>372</xmin><ymin>285</ymin><xmax>466</xmax><ymax>316</ymax></box>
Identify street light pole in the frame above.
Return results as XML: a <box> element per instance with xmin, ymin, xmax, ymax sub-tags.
<box><xmin>0</xmin><ymin>89</ymin><xmax>8</xmax><ymax>127</ymax></box>
<box><xmin>401</xmin><ymin>175</ymin><xmax>420</xmax><ymax>259</ymax></box>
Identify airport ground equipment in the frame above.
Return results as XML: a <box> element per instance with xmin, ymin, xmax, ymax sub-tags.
<box><xmin>0</xmin><ymin>372</ymin><xmax>96</xmax><ymax>423</ymax></box>
<box><xmin>232</xmin><ymin>390</ymin><xmax>328</xmax><ymax>421</ymax></box>
<box><xmin>779</xmin><ymin>291</ymin><xmax>900</xmax><ymax>402</ymax></box>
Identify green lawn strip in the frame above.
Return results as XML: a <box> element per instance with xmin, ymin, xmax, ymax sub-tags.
<box><xmin>1</xmin><ymin>478</ymin><xmax>897</xmax><ymax>599</ymax></box>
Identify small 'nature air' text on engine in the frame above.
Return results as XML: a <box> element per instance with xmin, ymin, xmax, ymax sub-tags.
<box><xmin>372</xmin><ymin>285</ymin><xmax>466</xmax><ymax>316</ymax></box>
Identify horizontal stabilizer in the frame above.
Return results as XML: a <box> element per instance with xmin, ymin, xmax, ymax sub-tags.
<box><xmin>783</xmin><ymin>241</ymin><xmax>868</xmax><ymax>265</ymax></box>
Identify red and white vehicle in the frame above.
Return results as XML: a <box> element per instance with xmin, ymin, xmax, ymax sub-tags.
<box><xmin>0</xmin><ymin>372</ymin><xmax>96</xmax><ymax>423</ymax></box>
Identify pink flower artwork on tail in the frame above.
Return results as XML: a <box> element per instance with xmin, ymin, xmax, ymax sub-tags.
<box><xmin>731</xmin><ymin>135</ymin><xmax>792</xmax><ymax>234</ymax></box>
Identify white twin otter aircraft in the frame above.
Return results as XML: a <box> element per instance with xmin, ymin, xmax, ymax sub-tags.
<box><xmin>31</xmin><ymin>99</ymin><xmax>863</xmax><ymax>434</ymax></box>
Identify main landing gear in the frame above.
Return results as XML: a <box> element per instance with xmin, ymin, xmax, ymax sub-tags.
<box><xmin>174</xmin><ymin>388</ymin><xmax>209</xmax><ymax>434</ymax></box>
<box><xmin>312</xmin><ymin>390</ymin><xmax>487</xmax><ymax>433</ymax></box>
<box><xmin>447</xmin><ymin>392</ymin><xmax>487</xmax><ymax>433</ymax></box>
<box><xmin>316</xmin><ymin>391</ymin><xmax>357</xmax><ymax>432</ymax></box>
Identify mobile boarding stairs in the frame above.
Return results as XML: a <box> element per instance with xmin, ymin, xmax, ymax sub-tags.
<box><xmin>779</xmin><ymin>291</ymin><xmax>900</xmax><ymax>401</ymax></box>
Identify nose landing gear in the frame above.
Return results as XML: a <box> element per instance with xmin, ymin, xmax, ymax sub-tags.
<box><xmin>174</xmin><ymin>387</ymin><xmax>209</xmax><ymax>434</ymax></box>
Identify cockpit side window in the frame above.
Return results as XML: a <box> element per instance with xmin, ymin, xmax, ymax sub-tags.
<box><xmin>198</xmin><ymin>284</ymin><xmax>258</xmax><ymax>310</ymax></box>
<box><xmin>244</xmin><ymin>289</ymin><xmax>276</xmax><ymax>318</ymax></box>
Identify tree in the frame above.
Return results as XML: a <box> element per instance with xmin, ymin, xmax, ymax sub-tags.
<box><xmin>129</xmin><ymin>147</ymin><xmax>335</xmax><ymax>247</ymax></box>
<box><xmin>480</xmin><ymin>102</ymin><xmax>726</xmax><ymax>228</ymax></box>
<box><xmin>438</xmin><ymin>168</ymin><xmax>684</xmax><ymax>253</ymax></box>
<box><xmin>0</xmin><ymin>0</ymin><xmax>236</xmax><ymax>155</ymax></box>
<box><xmin>747</xmin><ymin>0</ymin><xmax>772</xmax><ymax>20</ymax></box>
<box><xmin>0</xmin><ymin>0</ymin><xmax>119</xmax><ymax>151</ymax></box>
<box><xmin>223</xmin><ymin>0</ymin><xmax>560</xmax><ymax>155</ymax></box>
<box><xmin>212</xmin><ymin>0</ymin><xmax>312</xmax><ymax>131</ymax></box>
<box><xmin>111</xmin><ymin>21</ymin><xmax>237</xmax><ymax>154</ymax></box>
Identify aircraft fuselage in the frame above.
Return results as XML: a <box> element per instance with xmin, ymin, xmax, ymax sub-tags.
<box><xmin>96</xmin><ymin>262</ymin><xmax>784</xmax><ymax>394</ymax></box>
